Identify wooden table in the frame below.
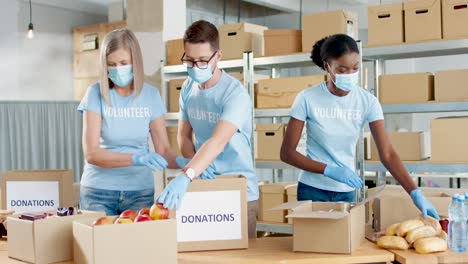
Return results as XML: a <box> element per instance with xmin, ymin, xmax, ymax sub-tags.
<box><xmin>0</xmin><ymin>237</ymin><xmax>394</xmax><ymax>264</ymax></box>
<box><xmin>390</xmin><ymin>248</ymin><xmax>468</xmax><ymax>264</ymax></box>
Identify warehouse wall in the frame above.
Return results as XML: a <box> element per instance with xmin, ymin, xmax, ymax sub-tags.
<box><xmin>0</xmin><ymin>1</ymin><xmax>106</xmax><ymax>101</ymax></box>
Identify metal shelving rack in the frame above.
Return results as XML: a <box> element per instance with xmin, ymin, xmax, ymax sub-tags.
<box><xmin>363</xmin><ymin>38</ymin><xmax>468</xmax><ymax>187</ymax></box>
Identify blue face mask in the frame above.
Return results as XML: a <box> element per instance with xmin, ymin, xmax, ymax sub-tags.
<box><xmin>328</xmin><ymin>64</ymin><xmax>359</xmax><ymax>92</ymax></box>
<box><xmin>108</xmin><ymin>65</ymin><xmax>134</xmax><ymax>87</ymax></box>
<box><xmin>187</xmin><ymin>64</ymin><xmax>213</xmax><ymax>84</ymax></box>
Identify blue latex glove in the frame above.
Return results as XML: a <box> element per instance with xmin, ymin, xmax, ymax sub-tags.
<box><xmin>410</xmin><ymin>189</ymin><xmax>440</xmax><ymax>220</ymax></box>
<box><xmin>175</xmin><ymin>156</ymin><xmax>217</xmax><ymax>179</ymax></box>
<box><xmin>132</xmin><ymin>152</ymin><xmax>168</xmax><ymax>171</ymax></box>
<box><xmin>157</xmin><ymin>174</ymin><xmax>191</xmax><ymax>210</ymax></box>
<box><xmin>323</xmin><ymin>165</ymin><xmax>363</xmax><ymax>189</ymax></box>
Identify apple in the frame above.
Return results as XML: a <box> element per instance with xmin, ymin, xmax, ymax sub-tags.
<box><xmin>138</xmin><ymin>208</ymin><xmax>150</xmax><ymax>216</ymax></box>
<box><xmin>134</xmin><ymin>214</ymin><xmax>152</xmax><ymax>223</ymax></box>
<box><xmin>150</xmin><ymin>203</ymin><xmax>169</xmax><ymax>220</ymax></box>
<box><xmin>114</xmin><ymin>217</ymin><xmax>133</xmax><ymax>224</ymax></box>
<box><xmin>92</xmin><ymin>217</ymin><xmax>114</xmax><ymax>226</ymax></box>
<box><xmin>120</xmin><ymin>209</ymin><xmax>137</xmax><ymax>221</ymax></box>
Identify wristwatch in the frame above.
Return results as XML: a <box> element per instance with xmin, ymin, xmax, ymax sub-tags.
<box><xmin>183</xmin><ymin>168</ymin><xmax>196</xmax><ymax>181</ymax></box>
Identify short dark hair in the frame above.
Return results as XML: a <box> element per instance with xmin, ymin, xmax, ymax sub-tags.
<box><xmin>310</xmin><ymin>34</ymin><xmax>359</xmax><ymax>70</ymax></box>
<box><xmin>183</xmin><ymin>20</ymin><xmax>219</xmax><ymax>51</ymax></box>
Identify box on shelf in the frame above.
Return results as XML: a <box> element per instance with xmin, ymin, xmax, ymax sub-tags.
<box><xmin>379</xmin><ymin>73</ymin><xmax>434</xmax><ymax>104</ymax></box>
<box><xmin>258</xmin><ymin>183</ymin><xmax>295</xmax><ymax>223</ymax></box>
<box><xmin>219</xmin><ymin>23</ymin><xmax>268</xmax><ymax>60</ymax></box>
<box><xmin>286</xmin><ymin>184</ymin><xmax>298</xmax><ymax>224</ymax></box>
<box><xmin>442</xmin><ymin>0</ymin><xmax>468</xmax><ymax>39</ymax></box>
<box><xmin>373</xmin><ymin>191</ymin><xmax>451</xmax><ymax>231</ymax></box>
<box><xmin>74</xmin><ymin>218</ymin><xmax>177</xmax><ymax>264</ymax></box>
<box><xmin>256</xmin><ymin>75</ymin><xmax>326</xmax><ymax>109</ymax></box>
<box><xmin>255</xmin><ymin>124</ymin><xmax>285</xmax><ymax>161</ymax></box>
<box><xmin>272</xmin><ymin>199</ymin><xmax>368</xmax><ymax>254</ymax></box>
<box><xmin>168</xmin><ymin>78</ymin><xmax>186</xmax><ymax>113</ymax></box>
<box><xmin>166</xmin><ymin>39</ymin><xmax>184</xmax><ymax>66</ymax></box>
<box><xmin>404</xmin><ymin>0</ymin><xmax>442</xmax><ymax>43</ymax></box>
<box><xmin>126</xmin><ymin>0</ymin><xmax>161</xmax><ymax>32</ymax></box>
<box><xmin>302</xmin><ymin>10</ymin><xmax>358</xmax><ymax>52</ymax></box>
<box><xmin>367</xmin><ymin>3</ymin><xmax>405</xmax><ymax>46</ymax></box>
<box><xmin>264</xmin><ymin>29</ymin><xmax>302</xmax><ymax>56</ymax></box>
<box><xmin>8</xmin><ymin>210</ymin><xmax>104</xmax><ymax>264</ymax></box>
<box><xmin>166</xmin><ymin>126</ymin><xmax>181</xmax><ymax>156</ymax></box>
<box><xmin>435</xmin><ymin>69</ymin><xmax>468</xmax><ymax>102</ymax></box>
<box><xmin>431</xmin><ymin>116</ymin><xmax>468</xmax><ymax>162</ymax></box>
<box><xmin>170</xmin><ymin>176</ymin><xmax>248</xmax><ymax>252</ymax></box>
<box><xmin>1</xmin><ymin>170</ymin><xmax>74</xmax><ymax>213</ymax></box>
<box><xmin>369</xmin><ymin>132</ymin><xmax>431</xmax><ymax>161</ymax></box>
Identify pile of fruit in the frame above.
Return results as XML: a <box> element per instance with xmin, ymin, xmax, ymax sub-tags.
<box><xmin>377</xmin><ymin>216</ymin><xmax>447</xmax><ymax>254</ymax></box>
<box><xmin>92</xmin><ymin>203</ymin><xmax>168</xmax><ymax>226</ymax></box>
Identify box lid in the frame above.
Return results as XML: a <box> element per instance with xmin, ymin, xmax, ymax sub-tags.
<box><xmin>260</xmin><ymin>182</ymin><xmax>295</xmax><ymax>194</ymax></box>
<box><xmin>264</xmin><ymin>29</ymin><xmax>301</xmax><ymax>36</ymax></box>
<box><xmin>404</xmin><ymin>0</ymin><xmax>440</xmax><ymax>10</ymax></box>
<box><xmin>219</xmin><ymin>22</ymin><xmax>268</xmax><ymax>33</ymax></box>
<box><xmin>286</xmin><ymin>184</ymin><xmax>298</xmax><ymax>195</ymax></box>
<box><xmin>368</xmin><ymin>2</ymin><xmax>403</xmax><ymax>13</ymax></box>
<box><xmin>433</xmin><ymin>115</ymin><xmax>468</xmax><ymax>121</ymax></box>
<box><xmin>255</xmin><ymin>123</ymin><xmax>284</xmax><ymax>132</ymax></box>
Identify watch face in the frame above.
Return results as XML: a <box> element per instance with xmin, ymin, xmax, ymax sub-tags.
<box><xmin>186</xmin><ymin>168</ymin><xmax>195</xmax><ymax>179</ymax></box>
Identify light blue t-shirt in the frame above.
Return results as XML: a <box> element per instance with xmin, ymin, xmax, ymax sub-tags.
<box><xmin>77</xmin><ymin>82</ymin><xmax>166</xmax><ymax>191</ymax></box>
<box><xmin>180</xmin><ymin>71</ymin><xmax>259</xmax><ymax>202</ymax></box>
<box><xmin>290</xmin><ymin>82</ymin><xmax>384</xmax><ymax>193</ymax></box>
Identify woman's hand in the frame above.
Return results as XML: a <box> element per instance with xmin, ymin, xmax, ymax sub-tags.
<box><xmin>132</xmin><ymin>151</ymin><xmax>168</xmax><ymax>171</ymax></box>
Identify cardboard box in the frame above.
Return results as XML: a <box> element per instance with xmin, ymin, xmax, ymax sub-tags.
<box><xmin>368</xmin><ymin>3</ymin><xmax>405</xmax><ymax>46</ymax></box>
<box><xmin>404</xmin><ymin>0</ymin><xmax>442</xmax><ymax>43</ymax></box>
<box><xmin>442</xmin><ymin>0</ymin><xmax>468</xmax><ymax>39</ymax></box>
<box><xmin>255</xmin><ymin>124</ymin><xmax>285</xmax><ymax>161</ymax></box>
<box><xmin>73</xmin><ymin>51</ymin><xmax>100</xmax><ymax>78</ymax></box>
<box><xmin>1</xmin><ymin>170</ymin><xmax>74</xmax><ymax>213</ymax></box>
<box><xmin>74</xmin><ymin>78</ymin><xmax>98</xmax><ymax>101</ymax></box>
<box><xmin>166</xmin><ymin>126</ymin><xmax>181</xmax><ymax>156</ymax></box>
<box><xmin>264</xmin><ymin>29</ymin><xmax>302</xmax><ymax>56</ymax></box>
<box><xmin>435</xmin><ymin>69</ymin><xmax>468</xmax><ymax>102</ymax></box>
<box><xmin>258</xmin><ymin>183</ymin><xmax>295</xmax><ymax>223</ymax></box>
<box><xmin>74</xmin><ymin>218</ymin><xmax>177</xmax><ymax>264</ymax></box>
<box><xmin>373</xmin><ymin>191</ymin><xmax>451</xmax><ymax>231</ymax></box>
<box><xmin>256</xmin><ymin>75</ymin><xmax>326</xmax><ymax>109</ymax></box>
<box><xmin>168</xmin><ymin>78</ymin><xmax>185</xmax><ymax>113</ymax></box>
<box><xmin>302</xmin><ymin>10</ymin><xmax>358</xmax><ymax>52</ymax></box>
<box><xmin>379</xmin><ymin>73</ymin><xmax>434</xmax><ymax>104</ymax></box>
<box><xmin>8</xmin><ymin>210</ymin><xmax>104</xmax><ymax>264</ymax></box>
<box><xmin>431</xmin><ymin>116</ymin><xmax>468</xmax><ymax>162</ymax></box>
<box><xmin>219</xmin><ymin>23</ymin><xmax>268</xmax><ymax>60</ymax></box>
<box><xmin>127</xmin><ymin>0</ymin><xmax>161</xmax><ymax>32</ymax></box>
<box><xmin>174</xmin><ymin>176</ymin><xmax>248</xmax><ymax>252</ymax></box>
<box><xmin>286</xmin><ymin>184</ymin><xmax>298</xmax><ymax>224</ymax></box>
<box><xmin>166</xmin><ymin>39</ymin><xmax>184</xmax><ymax>66</ymax></box>
<box><xmin>272</xmin><ymin>200</ymin><xmax>367</xmax><ymax>254</ymax></box>
<box><xmin>369</xmin><ymin>132</ymin><xmax>431</xmax><ymax>161</ymax></box>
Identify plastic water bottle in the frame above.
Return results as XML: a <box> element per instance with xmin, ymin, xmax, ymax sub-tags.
<box><xmin>449</xmin><ymin>195</ymin><xmax>466</xmax><ymax>252</ymax></box>
<box><xmin>448</xmin><ymin>194</ymin><xmax>459</xmax><ymax>250</ymax></box>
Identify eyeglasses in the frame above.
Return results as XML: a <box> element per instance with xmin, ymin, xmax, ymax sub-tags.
<box><xmin>181</xmin><ymin>51</ymin><xmax>217</xmax><ymax>69</ymax></box>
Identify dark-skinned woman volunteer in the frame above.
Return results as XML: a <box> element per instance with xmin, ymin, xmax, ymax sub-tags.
<box><xmin>280</xmin><ymin>34</ymin><xmax>439</xmax><ymax>220</ymax></box>
<box><xmin>77</xmin><ymin>29</ymin><xmax>180</xmax><ymax>216</ymax></box>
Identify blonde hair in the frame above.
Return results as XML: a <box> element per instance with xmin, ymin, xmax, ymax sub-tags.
<box><xmin>99</xmin><ymin>29</ymin><xmax>144</xmax><ymax>105</ymax></box>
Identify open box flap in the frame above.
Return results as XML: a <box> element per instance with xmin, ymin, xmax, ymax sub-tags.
<box><xmin>287</xmin><ymin>210</ymin><xmax>349</xmax><ymax>219</ymax></box>
<box><xmin>269</xmin><ymin>201</ymin><xmax>311</xmax><ymax>211</ymax></box>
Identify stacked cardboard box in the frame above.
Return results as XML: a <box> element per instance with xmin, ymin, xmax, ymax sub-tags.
<box><xmin>435</xmin><ymin>69</ymin><xmax>468</xmax><ymax>102</ymax></box>
<box><xmin>431</xmin><ymin>116</ymin><xmax>468</xmax><ymax>162</ymax></box>
<box><xmin>219</xmin><ymin>23</ymin><xmax>268</xmax><ymax>60</ymax></box>
<box><xmin>379</xmin><ymin>73</ymin><xmax>434</xmax><ymax>104</ymax></box>
<box><xmin>369</xmin><ymin>132</ymin><xmax>431</xmax><ymax>161</ymax></box>
<box><xmin>166</xmin><ymin>39</ymin><xmax>184</xmax><ymax>66</ymax></box>
<box><xmin>255</xmin><ymin>124</ymin><xmax>285</xmax><ymax>161</ymax></box>
<box><xmin>167</xmin><ymin>78</ymin><xmax>186</xmax><ymax>113</ymax></box>
<box><xmin>258</xmin><ymin>183</ymin><xmax>296</xmax><ymax>223</ymax></box>
<box><xmin>368</xmin><ymin>3</ymin><xmax>405</xmax><ymax>46</ymax></box>
<box><xmin>442</xmin><ymin>0</ymin><xmax>468</xmax><ymax>40</ymax></box>
<box><xmin>264</xmin><ymin>29</ymin><xmax>301</xmax><ymax>56</ymax></box>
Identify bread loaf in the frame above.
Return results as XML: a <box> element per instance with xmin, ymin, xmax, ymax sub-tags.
<box><xmin>396</xmin><ymin>219</ymin><xmax>424</xmax><ymax>237</ymax></box>
<box><xmin>385</xmin><ymin>222</ymin><xmax>400</xmax><ymax>236</ymax></box>
<box><xmin>405</xmin><ymin>225</ymin><xmax>437</xmax><ymax>244</ymax></box>
<box><xmin>420</xmin><ymin>216</ymin><xmax>442</xmax><ymax>235</ymax></box>
<box><xmin>437</xmin><ymin>230</ymin><xmax>448</xmax><ymax>241</ymax></box>
<box><xmin>377</xmin><ymin>236</ymin><xmax>410</xmax><ymax>250</ymax></box>
<box><xmin>413</xmin><ymin>237</ymin><xmax>447</xmax><ymax>254</ymax></box>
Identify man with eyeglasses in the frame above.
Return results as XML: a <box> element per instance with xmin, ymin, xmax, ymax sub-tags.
<box><xmin>158</xmin><ymin>20</ymin><xmax>259</xmax><ymax>238</ymax></box>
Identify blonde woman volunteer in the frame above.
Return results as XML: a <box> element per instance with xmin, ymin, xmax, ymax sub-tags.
<box><xmin>78</xmin><ymin>29</ymin><xmax>179</xmax><ymax>216</ymax></box>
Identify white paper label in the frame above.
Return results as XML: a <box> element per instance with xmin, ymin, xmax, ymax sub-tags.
<box><xmin>176</xmin><ymin>190</ymin><xmax>242</xmax><ymax>242</ymax></box>
<box><xmin>6</xmin><ymin>181</ymin><xmax>60</xmax><ymax>213</ymax></box>
<box><xmin>296</xmin><ymin>127</ymin><xmax>307</xmax><ymax>156</ymax></box>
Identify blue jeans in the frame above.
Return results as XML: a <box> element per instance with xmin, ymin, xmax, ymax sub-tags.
<box><xmin>297</xmin><ymin>182</ymin><xmax>356</xmax><ymax>202</ymax></box>
<box><xmin>80</xmin><ymin>186</ymin><xmax>155</xmax><ymax>216</ymax></box>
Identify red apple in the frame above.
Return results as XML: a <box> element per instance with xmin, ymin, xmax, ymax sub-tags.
<box><xmin>138</xmin><ymin>208</ymin><xmax>150</xmax><ymax>216</ymax></box>
<box><xmin>120</xmin><ymin>210</ymin><xmax>137</xmax><ymax>221</ymax></box>
<box><xmin>150</xmin><ymin>203</ymin><xmax>169</xmax><ymax>220</ymax></box>
<box><xmin>134</xmin><ymin>214</ymin><xmax>152</xmax><ymax>222</ymax></box>
<box><xmin>92</xmin><ymin>217</ymin><xmax>114</xmax><ymax>226</ymax></box>
<box><xmin>114</xmin><ymin>217</ymin><xmax>133</xmax><ymax>224</ymax></box>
